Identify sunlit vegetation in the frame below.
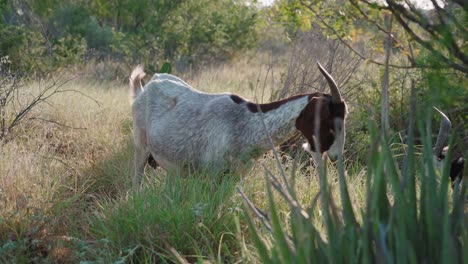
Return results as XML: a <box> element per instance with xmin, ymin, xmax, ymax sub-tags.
<box><xmin>1</xmin><ymin>0</ymin><xmax>466</xmax><ymax>262</ymax></box>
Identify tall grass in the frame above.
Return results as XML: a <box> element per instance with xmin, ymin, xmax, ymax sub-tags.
<box><xmin>0</xmin><ymin>58</ymin><xmax>280</xmax><ymax>262</ymax></box>
<box><xmin>87</xmin><ymin>171</ymin><xmax>244</xmax><ymax>262</ymax></box>
<box><xmin>0</xmin><ymin>78</ymin><xmax>134</xmax><ymax>262</ymax></box>
<box><xmin>240</xmin><ymin>101</ymin><xmax>467</xmax><ymax>263</ymax></box>
<box><xmin>1</xmin><ymin>55</ymin><xmax>465</xmax><ymax>263</ymax></box>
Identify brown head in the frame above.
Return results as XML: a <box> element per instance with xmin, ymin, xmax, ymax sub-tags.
<box><xmin>295</xmin><ymin>62</ymin><xmax>347</xmax><ymax>159</ymax></box>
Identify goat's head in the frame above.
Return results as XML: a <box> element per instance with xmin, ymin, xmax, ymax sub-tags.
<box><xmin>433</xmin><ymin>107</ymin><xmax>452</xmax><ymax>161</ymax></box>
<box><xmin>432</xmin><ymin>107</ymin><xmax>465</xmax><ymax>185</ymax></box>
<box><xmin>295</xmin><ymin>62</ymin><xmax>347</xmax><ymax>160</ymax></box>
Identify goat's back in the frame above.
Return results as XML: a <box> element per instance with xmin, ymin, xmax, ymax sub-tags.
<box><xmin>132</xmin><ymin>74</ymin><xmax>248</xmax><ymax>168</ymax></box>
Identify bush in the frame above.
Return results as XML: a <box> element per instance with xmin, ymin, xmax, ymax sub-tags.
<box><xmin>0</xmin><ymin>25</ymin><xmax>48</xmax><ymax>73</ymax></box>
<box><xmin>0</xmin><ymin>0</ymin><xmax>259</xmax><ymax>76</ymax></box>
<box><xmin>49</xmin><ymin>5</ymin><xmax>114</xmax><ymax>53</ymax></box>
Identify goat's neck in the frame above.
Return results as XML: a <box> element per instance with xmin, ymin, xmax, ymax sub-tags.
<box><xmin>242</xmin><ymin>95</ymin><xmax>309</xmax><ymax>154</ymax></box>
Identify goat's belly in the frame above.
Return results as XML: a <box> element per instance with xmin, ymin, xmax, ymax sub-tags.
<box><xmin>147</xmin><ymin>125</ymin><xmax>233</xmax><ymax>171</ymax></box>
<box><xmin>151</xmin><ymin>154</ymin><xmax>175</xmax><ymax>171</ymax></box>
<box><xmin>201</xmin><ymin>144</ymin><xmax>232</xmax><ymax>165</ymax></box>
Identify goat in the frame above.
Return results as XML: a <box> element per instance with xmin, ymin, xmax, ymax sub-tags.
<box><xmin>433</xmin><ymin>107</ymin><xmax>465</xmax><ymax>186</ymax></box>
<box><xmin>129</xmin><ymin>62</ymin><xmax>347</xmax><ymax>186</ymax></box>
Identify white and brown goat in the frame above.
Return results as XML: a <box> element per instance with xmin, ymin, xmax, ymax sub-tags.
<box><xmin>129</xmin><ymin>63</ymin><xmax>347</xmax><ymax>186</ymax></box>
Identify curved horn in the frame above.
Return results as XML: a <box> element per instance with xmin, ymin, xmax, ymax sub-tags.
<box><xmin>433</xmin><ymin>107</ymin><xmax>452</xmax><ymax>157</ymax></box>
<box><xmin>317</xmin><ymin>61</ymin><xmax>342</xmax><ymax>103</ymax></box>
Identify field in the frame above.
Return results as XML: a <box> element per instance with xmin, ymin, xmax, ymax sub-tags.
<box><xmin>0</xmin><ymin>52</ymin><xmax>466</xmax><ymax>263</ymax></box>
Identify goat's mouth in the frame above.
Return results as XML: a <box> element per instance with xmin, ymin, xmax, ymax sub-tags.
<box><xmin>302</xmin><ymin>142</ymin><xmax>320</xmax><ymax>162</ymax></box>
<box><xmin>302</xmin><ymin>141</ymin><xmax>343</xmax><ymax>162</ymax></box>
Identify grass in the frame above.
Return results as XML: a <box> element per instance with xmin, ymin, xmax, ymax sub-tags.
<box><xmin>240</xmin><ymin>106</ymin><xmax>467</xmax><ymax>263</ymax></box>
<box><xmin>0</xmin><ymin>56</ymin><xmax>285</xmax><ymax>262</ymax></box>
<box><xmin>0</xmin><ymin>55</ymin><xmax>466</xmax><ymax>263</ymax></box>
<box><xmin>88</xmin><ymin>171</ymin><xmax>243</xmax><ymax>262</ymax></box>
<box><xmin>0</xmin><ymin>78</ymin><xmax>134</xmax><ymax>262</ymax></box>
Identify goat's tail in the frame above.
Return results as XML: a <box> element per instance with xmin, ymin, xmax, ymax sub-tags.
<box><xmin>129</xmin><ymin>65</ymin><xmax>146</xmax><ymax>104</ymax></box>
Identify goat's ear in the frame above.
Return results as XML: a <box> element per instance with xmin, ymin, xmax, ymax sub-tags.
<box><xmin>296</xmin><ymin>97</ymin><xmax>328</xmax><ymax>130</ymax></box>
<box><xmin>309</xmin><ymin>97</ymin><xmax>330</xmax><ymax>120</ymax></box>
<box><xmin>296</xmin><ymin>97</ymin><xmax>331</xmax><ymax>152</ymax></box>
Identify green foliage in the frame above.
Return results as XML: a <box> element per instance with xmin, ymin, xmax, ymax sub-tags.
<box><xmin>267</xmin><ymin>0</ymin><xmax>313</xmax><ymax>37</ymax></box>
<box><xmin>49</xmin><ymin>5</ymin><xmax>115</xmax><ymax>52</ymax></box>
<box><xmin>159</xmin><ymin>62</ymin><xmax>172</xmax><ymax>74</ymax></box>
<box><xmin>268</xmin><ymin>0</ymin><xmax>361</xmax><ymax>39</ymax></box>
<box><xmin>0</xmin><ymin>200</ymin><xmax>52</xmax><ymax>262</ymax></box>
<box><xmin>420</xmin><ymin>66</ymin><xmax>467</xmax><ymax>136</ymax></box>
<box><xmin>0</xmin><ymin>25</ymin><xmax>48</xmax><ymax>73</ymax></box>
<box><xmin>0</xmin><ymin>0</ymin><xmax>259</xmax><ymax>75</ymax></box>
<box><xmin>243</xmin><ymin>104</ymin><xmax>466</xmax><ymax>263</ymax></box>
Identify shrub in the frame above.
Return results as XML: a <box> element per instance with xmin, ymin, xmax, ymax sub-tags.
<box><xmin>0</xmin><ymin>25</ymin><xmax>48</xmax><ymax>73</ymax></box>
<box><xmin>0</xmin><ymin>0</ymin><xmax>259</xmax><ymax>76</ymax></box>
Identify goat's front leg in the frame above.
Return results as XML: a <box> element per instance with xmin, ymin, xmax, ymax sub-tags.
<box><xmin>133</xmin><ymin>145</ymin><xmax>148</xmax><ymax>188</ymax></box>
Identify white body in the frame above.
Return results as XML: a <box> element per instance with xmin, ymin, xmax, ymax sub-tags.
<box><xmin>131</xmin><ymin>72</ymin><xmax>310</xmax><ymax>184</ymax></box>
<box><xmin>130</xmin><ymin>62</ymin><xmax>347</xmax><ymax>186</ymax></box>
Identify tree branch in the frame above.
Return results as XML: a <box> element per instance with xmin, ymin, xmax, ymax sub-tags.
<box><xmin>300</xmin><ymin>0</ymin><xmax>417</xmax><ymax>69</ymax></box>
<box><xmin>348</xmin><ymin>0</ymin><xmax>468</xmax><ymax>73</ymax></box>
<box><xmin>28</xmin><ymin>117</ymin><xmax>87</xmax><ymax>130</ymax></box>
<box><xmin>387</xmin><ymin>5</ymin><xmax>468</xmax><ymax>73</ymax></box>
<box><xmin>384</xmin><ymin>0</ymin><xmax>467</xmax><ymax>70</ymax></box>
<box><xmin>349</xmin><ymin>0</ymin><xmax>417</xmax><ymax>66</ymax></box>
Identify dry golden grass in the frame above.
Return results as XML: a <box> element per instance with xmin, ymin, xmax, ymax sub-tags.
<box><xmin>0</xmin><ymin>79</ymin><xmax>132</xmax><ymax>257</ymax></box>
<box><xmin>186</xmin><ymin>52</ymin><xmax>285</xmax><ymax>101</ymax></box>
<box><xmin>0</xmin><ymin>55</ymin><xmax>370</xmax><ymax>262</ymax></box>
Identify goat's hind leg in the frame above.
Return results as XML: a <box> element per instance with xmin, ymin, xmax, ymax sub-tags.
<box><xmin>133</xmin><ymin>145</ymin><xmax>148</xmax><ymax>187</ymax></box>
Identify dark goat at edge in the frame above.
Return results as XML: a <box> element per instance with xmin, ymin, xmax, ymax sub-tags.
<box><xmin>433</xmin><ymin>107</ymin><xmax>465</xmax><ymax>185</ymax></box>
